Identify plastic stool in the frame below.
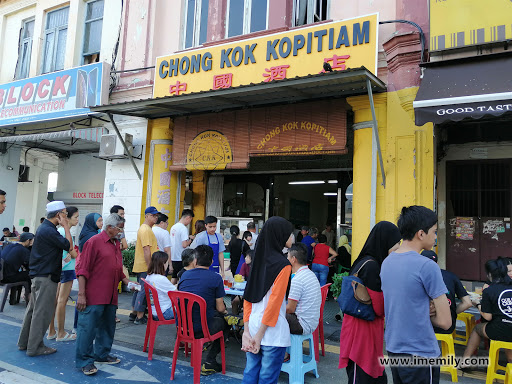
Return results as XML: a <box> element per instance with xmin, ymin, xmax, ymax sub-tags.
<box><xmin>435</xmin><ymin>333</ymin><xmax>458</xmax><ymax>382</ymax></box>
<box><xmin>453</xmin><ymin>312</ymin><xmax>475</xmax><ymax>346</ymax></box>
<box><xmin>281</xmin><ymin>333</ymin><xmax>319</xmax><ymax>384</ymax></box>
<box><xmin>505</xmin><ymin>363</ymin><xmax>512</xmax><ymax>384</ymax></box>
<box><xmin>486</xmin><ymin>340</ymin><xmax>512</xmax><ymax>384</ymax></box>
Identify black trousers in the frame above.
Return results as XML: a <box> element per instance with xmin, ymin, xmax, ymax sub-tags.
<box><xmin>286</xmin><ymin>313</ymin><xmax>304</xmax><ymax>335</ymax></box>
<box><xmin>194</xmin><ymin>314</ymin><xmax>229</xmax><ymax>364</ymax></box>
<box><xmin>346</xmin><ymin>359</ymin><xmax>387</xmax><ymax>384</ymax></box>
<box><xmin>388</xmin><ymin>352</ymin><xmax>440</xmax><ymax>384</ymax></box>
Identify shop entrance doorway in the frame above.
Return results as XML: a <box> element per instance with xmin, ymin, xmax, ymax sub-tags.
<box><xmin>446</xmin><ymin>160</ymin><xmax>512</xmax><ymax>281</ymax></box>
<box><xmin>218</xmin><ymin>170</ymin><xmax>352</xmax><ymax>243</ymax></box>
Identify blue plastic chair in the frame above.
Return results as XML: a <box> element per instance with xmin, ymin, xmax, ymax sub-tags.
<box><xmin>281</xmin><ymin>333</ymin><xmax>319</xmax><ymax>384</ymax></box>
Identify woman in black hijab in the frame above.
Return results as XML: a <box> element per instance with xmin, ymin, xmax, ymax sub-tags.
<box><xmin>242</xmin><ymin>216</ymin><xmax>293</xmax><ymax>384</ymax></box>
<box><xmin>339</xmin><ymin>221</ymin><xmax>402</xmax><ymax>384</ymax></box>
<box><xmin>78</xmin><ymin>213</ymin><xmax>102</xmax><ymax>252</ymax></box>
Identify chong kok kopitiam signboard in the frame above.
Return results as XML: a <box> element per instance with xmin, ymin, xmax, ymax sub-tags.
<box><xmin>154</xmin><ymin>14</ymin><xmax>378</xmax><ymax>97</ymax></box>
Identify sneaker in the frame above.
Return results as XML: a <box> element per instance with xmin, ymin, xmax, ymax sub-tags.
<box><xmin>128</xmin><ymin>313</ymin><xmax>137</xmax><ymax>322</ymax></box>
<box><xmin>95</xmin><ymin>355</ymin><xmax>121</xmax><ymax>365</ymax></box>
<box><xmin>134</xmin><ymin>316</ymin><xmax>147</xmax><ymax>325</ymax></box>
<box><xmin>201</xmin><ymin>361</ymin><xmax>222</xmax><ymax>376</ymax></box>
<box><xmin>82</xmin><ymin>363</ymin><xmax>98</xmax><ymax>376</ymax></box>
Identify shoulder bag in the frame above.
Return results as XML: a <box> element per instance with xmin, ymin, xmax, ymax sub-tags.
<box><xmin>337</xmin><ymin>258</ymin><xmax>375</xmax><ymax>321</ymax></box>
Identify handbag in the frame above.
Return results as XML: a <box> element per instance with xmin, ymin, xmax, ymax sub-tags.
<box><xmin>337</xmin><ymin>258</ymin><xmax>375</xmax><ymax>321</ymax></box>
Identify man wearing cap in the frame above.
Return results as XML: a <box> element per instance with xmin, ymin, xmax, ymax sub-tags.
<box><xmin>18</xmin><ymin>201</ymin><xmax>73</xmax><ymax>357</ymax></box>
<box><xmin>0</xmin><ymin>232</ymin><xmax>34</xmax><ymax>304</ymax></box>
<box><xmin>129</xmin><ymin>206</ymin><xmax>159</xmax><ymax>325</ymax></box>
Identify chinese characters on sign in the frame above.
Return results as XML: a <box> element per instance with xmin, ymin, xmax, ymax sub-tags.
<box><xmin>320</xmin><ymin>54</ymin><xmax>351</xmax><ymax>73</ymax></box>
<box><xmin>169</xmin><ymin>81</ymin><xmax>187</xmax><ymax>95</ymax></box>
<box><xmin>213</xmin><ymin>73</ymin><xmax>233</xmax><ymax>90</ymax></box>
<box><xmin>262</xmin><ymin>65</ymin><xmax>290</xmax><ymax>82</ymax></box>
<box><xmin>150</xmin><ymin>144</ymin><xmax>177</xmax><ymax>217</ymax></box>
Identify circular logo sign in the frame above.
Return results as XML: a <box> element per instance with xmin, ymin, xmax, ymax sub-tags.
<box><xmin>186</xmin><ymin>130</ymin><xmax>233</xmax><ymax>171</ymax></box>
<box><xmin>498</xmin><ymin>289</ymin><xmax>512</xmax><ymax>319</ymax></box>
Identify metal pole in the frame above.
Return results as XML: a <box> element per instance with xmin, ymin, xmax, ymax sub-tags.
<box><xmin>107</xmin><ymin>113</ymin><xmax>142</xmax><ymax>180</ymax></box>
<box><xmin>366</xmin><ymin>78</ymin><xmax>386</xmax><ymax>188</ymax></box>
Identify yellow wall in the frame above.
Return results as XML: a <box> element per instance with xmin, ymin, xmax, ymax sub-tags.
<box><xmin>348</xmin><ymin>87</ymin><xmax>434</xmax><ymax>259</ymax></box>
<box><xmin>141</xmin><ymin>118</ymin><xmax>174</xmax><ymax>224</ymax></box>
<box><xmin>191</xmin><ymin>171</ymin><xmax>207</xmax><ymax>230</ymax></box>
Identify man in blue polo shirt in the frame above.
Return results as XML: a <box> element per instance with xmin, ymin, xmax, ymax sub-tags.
<box><xmin>18</xmin><ymin>201</ymin><xmax>73</xmax><ymax>357</ymax></box>
<box><xmin>178</xmin><ymin>245</ymin><xmax>228</xmax><ymax>376</ymax></box>
<box><xmin>301</xmin><ymin>227</ymin><xmax>318</xmax><ymax>265</ymax></box>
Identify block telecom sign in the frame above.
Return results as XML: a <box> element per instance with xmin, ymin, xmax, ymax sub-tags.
<box><xmin>0</xmin><ymin>62</ymin><xmax>110</xmax><ymax>127</ymax></box>
<box><xmin>154</xmin><ymin>13</ymin><xmax>378</xmax><ymax>97</ymax></box>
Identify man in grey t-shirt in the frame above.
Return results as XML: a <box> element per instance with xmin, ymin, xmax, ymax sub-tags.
<box><xmin>381</xmin><ymin>206</ymin><xmax>451</xmax><ymax>384</ymax></box>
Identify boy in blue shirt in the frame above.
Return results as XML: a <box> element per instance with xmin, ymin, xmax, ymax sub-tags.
<box><xmin>381</xmin><ymin>206</ymin><xmax>451</xmax><ymax>384</ymax></box>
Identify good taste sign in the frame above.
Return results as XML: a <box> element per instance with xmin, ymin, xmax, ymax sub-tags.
<box><xmin>436</xmin><ymin>103</ymin><xmax>512</xmax><ymax>116</ymax></box>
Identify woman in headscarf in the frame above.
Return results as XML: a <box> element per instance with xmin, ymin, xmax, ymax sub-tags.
<box><xmin>337</xmin><ymin>235</ymin><xmax>352</xmax><ymax>273</ymax></box>
<box><xmin>338</xmin><ymin>221</ymin><xmax>402</xmax><ymax>383</ymax></box>
<box><xmin>78</xmin><ymin>213</ymin><xmax>102</xmax><ymax>252</ymax></box>
<box><xmin>241</xmin><ymin>216</ymin><xmax>294</xmax><ymax>384</ymax></box>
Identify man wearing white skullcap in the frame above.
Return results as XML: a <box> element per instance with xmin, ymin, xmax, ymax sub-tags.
<box><xmin>18</xmin><ymin>201</ymin><xmax>73</xmax><ymax>356</ymax></box>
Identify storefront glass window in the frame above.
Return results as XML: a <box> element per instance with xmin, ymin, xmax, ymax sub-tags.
<box><xmin>223</xmin><ymin>182</ymin><xmax>264</xmax><ymax>217</ymax></box>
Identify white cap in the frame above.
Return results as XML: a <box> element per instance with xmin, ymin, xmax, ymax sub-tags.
<box><xmin>46</xmin><ymin>201</ymin><xmax>66</xmax><ymax>213</ymax></box>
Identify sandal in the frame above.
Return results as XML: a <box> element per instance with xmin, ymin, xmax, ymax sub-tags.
<box><xmin>95</xmin><ymin>355</ymin><xmax>121</xmax><ymax>365</ymax></box>
<box><xmin>82</xmin><ymin>363</ymin><xmax>98</xmax><ymax>376</ymax></box>
<box><xmin>115</xmin><ymin>317</ymin><xmax>121</xmax><ymax>323</ymax></box>
<box><xmin>56</xmin><ymin>332</ymin><xmax>77</xmax><ymax>342</ymax></box>
<box><xmin>46</xmin><ymin>333</ymin><xmax>57</xmax><ymax>340</ymax></box>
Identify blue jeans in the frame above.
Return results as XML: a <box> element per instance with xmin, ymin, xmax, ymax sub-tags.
<box><xmin>152</xmin><ymin>306</ymin><xmax>174</xmax><ymax>321</ymax></box>
<box><xmin>131</xmin><ymin>272</ymin><xmax>147</xmax><ymax>312</ymax></box>
<box><xmin>242</xmin><ymin>345</ymin><xmax>286</xmax><ymax>384</ymax></box>
<box><xmin>75</xmin><ymin>304</ymin><xmax>117</xmax><ymax>368</ymax></box>
<box><xmin>312</xmin><ymin>263</ymin><xmax>329</xmax><ymax>287</ymax></box>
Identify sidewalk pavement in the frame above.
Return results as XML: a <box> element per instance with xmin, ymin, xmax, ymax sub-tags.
<box><xmin>0</xmin><ymin>285</ymin><xmax>492</xmax><ymax>384</ymax></box>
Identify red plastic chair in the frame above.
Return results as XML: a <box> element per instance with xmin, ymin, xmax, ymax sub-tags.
<box><xmin>168</xmin><ymin>290</ymin><xmax>226</xmax><ymax>384</ymax></box>
<box><xmin>141</xmin><ymin>278</ymin><xmax>175</xmax><ymax>360</ymax></box>
<box><xmin>313</xmin><ymin>283</ymin><xmax>332</xmax><ymax>361</ymax></box>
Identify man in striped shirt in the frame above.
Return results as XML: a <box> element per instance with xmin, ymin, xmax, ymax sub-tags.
<box><xmin>286</xmin><ymin>243</ymin><xmax>321</xmax><ymax>335</ymax></box>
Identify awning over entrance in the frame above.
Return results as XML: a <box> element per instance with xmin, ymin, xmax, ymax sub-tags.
<box><xmin>0</xmin><ymin>127</ymin><xmax>107</xmax><ymax>157</ymax></box>
<box><xmin>90</xmin><ymin>68</ymin><xmax>385</xmax><ymax>118</ymax></box>
<box><xmin>413</xmin><ymin>52</ymin><xmax>512</xmax><ymax>126</ymax></box>
<box><xmin>0</xmin><ymin>127</ymin><xmax>105</xmax><ymax>143</ymax></box>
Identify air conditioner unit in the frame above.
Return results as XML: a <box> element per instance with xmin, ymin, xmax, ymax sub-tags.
<box><xmin>99</xmin><ymin>133</ymin><xmax>133</xmax><ymax>159</ymax></box>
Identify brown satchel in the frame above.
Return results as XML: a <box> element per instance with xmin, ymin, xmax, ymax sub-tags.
<box><xmin>351</xmin><ymin>259</ymin><xmax>374</xmax><ymax>305</ymax></box>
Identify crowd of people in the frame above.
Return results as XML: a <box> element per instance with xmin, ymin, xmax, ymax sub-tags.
<box><xmin>1</xmin><ymin>185</ymin><xmax>512</xmax><ymax>383</ymax></box>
